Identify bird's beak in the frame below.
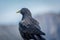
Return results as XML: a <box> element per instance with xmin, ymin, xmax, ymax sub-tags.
<box><xmin>16</xmin><ymin>10</ymin><xmax>20</xmax><ymax>13</ymax></box>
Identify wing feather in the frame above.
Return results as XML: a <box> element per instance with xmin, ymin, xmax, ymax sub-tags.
<box><xmin>19</xmin><ymin>17</ymin><xmax>45</xmax><ymax>35</ymax></box>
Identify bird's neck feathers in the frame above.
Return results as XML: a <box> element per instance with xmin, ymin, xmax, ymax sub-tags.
<box><xmin>22</xmin><ymin>14</ymin><xmax>32</xmax><ymax>20</ymax></box>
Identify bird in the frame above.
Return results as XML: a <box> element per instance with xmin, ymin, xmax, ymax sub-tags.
<box><xmin>17</xmin><ymin>8</ymin><xmax>45</xmax><ymax>40</ymax></box>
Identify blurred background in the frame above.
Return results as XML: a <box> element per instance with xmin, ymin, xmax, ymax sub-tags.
<box><xmin>0</xmin><ymin>0</ymin><xmax>60</xmax><ymax>40</ymax></box>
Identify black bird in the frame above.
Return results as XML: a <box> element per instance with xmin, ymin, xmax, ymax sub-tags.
<box><xmin>17</xmin><ymin>8</ymin><xmax>45</xmax><ymax>40</ymax></box>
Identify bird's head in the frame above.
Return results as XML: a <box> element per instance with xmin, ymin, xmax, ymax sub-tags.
<box><xmin>17</xmin><ymin>8</ymin><xmax>32</xmax><ymax>16</ymax></box>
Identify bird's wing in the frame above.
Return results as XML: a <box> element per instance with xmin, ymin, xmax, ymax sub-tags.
<box><xmin>27</xmin><ymin>23</ymin><xmax>45</xmax><ymax>35</ymax></box>
<box><xmin>29</xmin><ymin>17</ymin><xmax>41</xmax><ymax>30</ymax></box>
<box><xmin>19</xmin><ymin>18</ymin><xmax>31</xmax><ymax>32</ymax></box>
<box><xmin>30</xmin><ymin>18</ymin><xmax>45</xmax><ymax>35</ymax></box>
<box><xmin>20</xmin><ymin>18</ymin><xmax>31</xmax><ymax>28</ymax></box>
<box><xmin>20</xmin><ymin>17</ymin><xmax>40</xmax><ymax>29</ymax></box>
<box><xmin>19</xmin><ymin>17</ymin><xmax>45</xmax><ymax>35</ymax></box>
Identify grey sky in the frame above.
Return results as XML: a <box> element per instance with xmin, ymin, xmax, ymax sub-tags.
<box><xmin>0</xmin><ymin>0</ymin><xmax>60</xmax><ymax>24</ymax></box>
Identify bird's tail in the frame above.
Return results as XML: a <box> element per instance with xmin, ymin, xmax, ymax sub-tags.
<box><xmin>39</xmin><ymin>31</ymin><xmax>45</xmax><ymax>35</ymax></box>
<box><xmin>34</xmin><ymin>35</ymin><xmax>46</xmax><ymax>40</ymax></box>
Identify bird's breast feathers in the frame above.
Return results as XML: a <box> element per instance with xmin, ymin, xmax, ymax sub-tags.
<box><xmin>20</xmin><ymin>19</ymin><xmax>31</xmax><ymax>27</ymax></box>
